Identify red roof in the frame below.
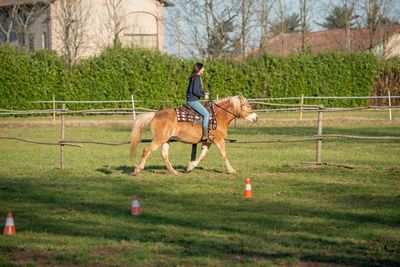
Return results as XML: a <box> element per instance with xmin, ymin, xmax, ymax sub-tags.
<box><xmin>253</xmin><ymin>26</ymin><xmax>400</xmax><ymax>56</ymax></box>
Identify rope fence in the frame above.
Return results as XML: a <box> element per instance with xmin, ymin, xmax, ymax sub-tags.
<box><xmin>1</xmin><ymin>92</ymin><xmax>399</xmax><ymax>120</ymax></box>
<box><xmin>1</xmin><ymin>101</ymin><xmax>399</xmax><ymax>170</ymax></box>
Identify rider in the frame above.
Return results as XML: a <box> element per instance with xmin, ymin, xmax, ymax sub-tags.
<box><xmin>186</xmin><ymin>63</ymin><xmax>210</xmax><ymax>141</ymax></box>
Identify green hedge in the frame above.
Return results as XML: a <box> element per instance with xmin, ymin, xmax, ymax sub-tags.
<box><xmin>0</xmin><ymin>45</ymin><xmax>386</xmax><ymax>110</ymax></box>
<box><xmin>0</xmin><ymin>46</ymin><xmax>66</xmax><ymax>110</ymax></box>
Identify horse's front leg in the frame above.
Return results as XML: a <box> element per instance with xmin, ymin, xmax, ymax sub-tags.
<box><xmin>186</xmin><ymin>143</ymin><xmax>211</xmax><ymax>172</ymax></box>
<box><xmin>214</xmin><ymin>138</ymin><xmax>236</xmax><ymax>174</ymax></box>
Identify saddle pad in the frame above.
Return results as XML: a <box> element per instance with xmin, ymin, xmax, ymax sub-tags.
<box><xmin>175</xmin><ymin>104</ymin><xmax>216</xmax><ymax>124</ymax></box>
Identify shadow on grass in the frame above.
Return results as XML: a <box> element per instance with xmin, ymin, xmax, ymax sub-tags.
<box><xmin>0</xmin><ymin>175</ymin><xmax>399</xmax><ymax>266</ymax></box>
<box><xmin>96</xmin><ymin>165</ymin><xmax>221</xmax><ymax>175</ymax></box>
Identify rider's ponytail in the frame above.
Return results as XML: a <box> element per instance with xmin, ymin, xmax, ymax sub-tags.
<box><xmin>189</xmin><ymin>63</ymin><xmax>204</xmax><ymax>81</ymax></box>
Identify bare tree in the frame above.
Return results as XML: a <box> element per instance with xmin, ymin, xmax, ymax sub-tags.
<box><xmin>55</xmin><ymin>0</ymin><xmax>91</xmax><ymax>70</ymax></box>
<box><xmin>343</xmin><ymin>0</ymin><xmax>357</xmax><ymax>51</ymax></box>
<box><xmin>360</xmin><ymin>0</ymin><xmax>396</xmax><ymax>50</ymax></box>
<box><xmin>1</xmin><ymin>1</ymin><xmax>50</xmax><ymax>49</ymax></box>
<box><xmin>299</xmin><ymin>0</ymin><xmax>313</xmax><ymax>52</ymax></box>
<box><xmin>101</xmin><ymin>0</ymin><xmax>124</xmax><ymax>46</ymax></box>
<box><xmin>166</xmin><ymin>0</ymin><xmax>241</xmax><ymax>59</ymax></box>
<box><xmin>258</xmin><ymin>0</ymin><xmax>276</xmax><ymax>46</ymax></box>
<box><xmin>239</xmin><ymin>0</ymin><xmax>252</xmax><ymax>55</ymax></box>
<box><xmin>0</xmin><ymin>5</ymin><xmax>17</xmax><ymax>44</ymax></box>
<box><xmin>165</xmin><ymin>0</ymin><xmax>254</xmax><ymax>59</ymax></box>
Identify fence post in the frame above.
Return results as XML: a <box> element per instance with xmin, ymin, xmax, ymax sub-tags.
<box><xmin>316</xmin><ymin>106</ymin><xmax>324</xmax><ymax>164</ymax></box>
<box><xmin>131</xmin><ymin>94</ymin><xmax>136</xmax><ymax>120</ymax></box>
<box><xmin>60</xmin><ymin>104</ymin><xmax>65</xmax><ymax>170</ymax></box>
<box><xmin>299</xmin><ymin>93</ymin><xmax>304</xmax><ymax>120</ymax></box>
<box><xmin>388</xmin><ymin>90</ymin><xmax>392</xmax><ymax>121</ymax></box>
<box><xmin>52</xmin><ymin>94</ymin><xmax>56</xmax><ymax>123</ymax></box>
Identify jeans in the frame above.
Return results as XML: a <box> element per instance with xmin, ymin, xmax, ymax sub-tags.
<box><xmin>187</xmin><ymin>101</ymin><xmax>210</xmax><ymax>129</ymax></box>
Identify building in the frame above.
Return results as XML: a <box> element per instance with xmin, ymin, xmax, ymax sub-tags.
<box><xmin>253</xmin><ymin>26</ymin><xmax>400</xmax><ymax>59</ymax></box>
<box><xmin>0</xmin><ymin>0</ymin><xmax>173</xmax><ymax>59</ymax></box>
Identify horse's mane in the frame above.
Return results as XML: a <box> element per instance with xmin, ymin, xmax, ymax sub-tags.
<box><xmin>214</xmin><ymin>96</ymin><xmax>246</xmax><ymax>114</ymax></box>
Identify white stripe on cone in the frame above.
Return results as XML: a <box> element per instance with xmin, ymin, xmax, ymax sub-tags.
<box><xmin>5</xmin><ymin>218</ymin><xmax>14</xmax><ymax>227</ymax></box>
<box><xmin>245</xmin><ymin>184</ymin><xmax>252</xmax><ymax>190</ymax></box>
<box><xmin>131</xmin><ymin>200</ymin><xmax>140</xmax><ymax>208</ymax></box>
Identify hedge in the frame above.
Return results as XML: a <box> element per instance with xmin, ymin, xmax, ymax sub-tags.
<box><xmin>0</xmin><ymin>45</ymin><xmax>392</xmax><ymax>110</ymax></box>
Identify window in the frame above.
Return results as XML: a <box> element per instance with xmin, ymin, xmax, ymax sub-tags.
<box><xmin>28</xmin><ymin>33</ymin><xmax>34</xmax><ymax>50</ymax></box>
<box><xmin>42</xmin><ymin>32</ymin><xmax>49</xmax><ymax>49</ymax></box>
<box><xmin>125</xmin><ymin>34</ymin><xmax>158</xmax><ymax>49</ymax></box>
<box><xmin>125</xmin><ymin>12</ymin><xmax>158</xmax><ymax>50</ymax></box>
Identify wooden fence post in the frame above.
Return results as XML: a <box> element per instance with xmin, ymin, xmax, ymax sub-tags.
<box><xmin>299</xmin><ymin>93</ymin><xmax>304</xmax><ymax>120</ymax></box>
<box><xmin>131</xmin><ymin>94</ymin><xmax>136</xmax><ymax>120</ymax></box>
<box><xmin>316</xmin><ymin>107</ymin><xmax>324</xmax><ymax>164</ymax></box>
<box><xmin>60</xmin><ymin>104</ymin><xmax>65</xmax><ymax>170</ymax></box>
<box><xmin>388</xmin><ymin>90</ymin><xmax>392</xmax><ymax>121</ymax></box>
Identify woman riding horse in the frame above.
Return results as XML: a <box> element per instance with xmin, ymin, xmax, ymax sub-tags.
<box><xmin>130</xmin><ymin>95</ymin><xmax>258</xmax><ymax>175</ymax></box>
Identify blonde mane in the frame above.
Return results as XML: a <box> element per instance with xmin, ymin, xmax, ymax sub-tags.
<box><xmin>214</xmin><ymin>96</ymin><xmax>247</xmax><ymax>114</ymax></box>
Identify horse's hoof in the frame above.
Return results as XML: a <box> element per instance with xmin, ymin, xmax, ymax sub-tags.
<box><xmin>170</xmin><ymin>170</ymin><xmax>180</xmax><ymax>176</ymax></box>
<box><xmin>133</xmin><ymin>168</ymin><xmax>141</xmax><ymax>175</ymax></box>
<box><xmin>186</xmin><ymin>161</ymin><xmax>195</xmax><ymax>172</ymax></box>
<box><xmin>228</xmin><ymin>169</ymin><xmax>237</xmax><ymax>174</ymax></box>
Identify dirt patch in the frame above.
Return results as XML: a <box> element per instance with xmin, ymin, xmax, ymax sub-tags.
<box><xmin>0</xmin><ymin>248</ymin><xmax>57</xmax><ymax>266</ymax></box>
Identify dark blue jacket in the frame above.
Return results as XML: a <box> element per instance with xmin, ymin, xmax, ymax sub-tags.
<box><xmin>186</xmin><ymin>75</ymin><xmax>205</xmax><ymax>102</ymax></box>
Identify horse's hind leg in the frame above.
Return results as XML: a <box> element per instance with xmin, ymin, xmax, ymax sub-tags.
<box><xmin>186</xmin><ymin>143</ymin><xmax>211</xmax><ymax>172</ymax></box>
<box><xmin>134</xmin><ymin>141</ymin><xmax>161</xmax><ymax>174</ymax></box>
<box><xmin>161</xmin><ymin>143</ymin><xmax>179</xmax><ymax>175</ymax></box>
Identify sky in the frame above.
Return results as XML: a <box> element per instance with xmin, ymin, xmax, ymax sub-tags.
<box><xmin>162</xmin><ymin>0</ymin><xmax>400</xmax><ymax>57</ymax></box>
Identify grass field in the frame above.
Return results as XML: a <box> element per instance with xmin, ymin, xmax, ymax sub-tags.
<box><xmin>0</xmin><ymin>111</ymin><xmax>399</xmax><ymax>266</ymax></box>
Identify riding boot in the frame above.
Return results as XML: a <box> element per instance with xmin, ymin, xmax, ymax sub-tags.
<box><xmin>201</xmin><ymin>127</ymin><xmax>208</xmax><ymax>141</ymax></box>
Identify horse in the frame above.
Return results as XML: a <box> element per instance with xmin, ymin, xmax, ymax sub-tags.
<box><xmin>130</xmin><ymin>95</ymin><xmax>258</xmax><ymax>175</ymax></box>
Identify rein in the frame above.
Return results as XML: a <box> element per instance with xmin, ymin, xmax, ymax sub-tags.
<box><xmin>210</xmin><ymin>98</ymin><xmax>241</xmax><ymax>119</ymax></box>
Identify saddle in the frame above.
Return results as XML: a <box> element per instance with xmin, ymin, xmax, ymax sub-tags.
<box><xmin>175</xmin><ymin>103</ymin><xmax>216</xmax><ymax>126</ymax></box>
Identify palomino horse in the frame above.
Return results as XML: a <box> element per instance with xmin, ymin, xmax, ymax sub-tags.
<box><xmin>130</xmin><ymin>95</ymin><xmax>258</xmax><ymax>175</ymax></box>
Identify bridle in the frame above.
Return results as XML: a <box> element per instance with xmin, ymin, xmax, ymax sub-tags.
<box><xmin>210</xmin><ymin>97</ymin><xmax>253</xmax><ymax>119</ymax></box>
<box><xmin>210</xmin><ymin>99</ymin><xmax>241</xmax><ymax>118</ymax></box>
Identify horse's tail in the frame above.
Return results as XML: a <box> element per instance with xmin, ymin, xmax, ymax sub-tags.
<box><xmin>130</xmin><ymin>112</ymin><xmax>156</xmax><ymax>159</ymax></box>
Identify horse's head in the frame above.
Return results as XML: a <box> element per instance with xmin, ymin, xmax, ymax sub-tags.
<box><xmin>234</xmin><ymin>95</ymin><xmax>258</xmax><ymax>123</ymax></box>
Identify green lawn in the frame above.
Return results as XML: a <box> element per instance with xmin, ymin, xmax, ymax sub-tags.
<box><xmin>0</xmin><ymin>113</ymin><xmax>399</xmax><ymax>266</ymax></box>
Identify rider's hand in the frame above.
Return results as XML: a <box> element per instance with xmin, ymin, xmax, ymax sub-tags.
<box><xmin>204</xmin><ymin>92</ymin><xmax>209</xmax><ymax>100</ymax></box>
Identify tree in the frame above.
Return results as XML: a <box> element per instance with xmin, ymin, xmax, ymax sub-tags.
<box><xmin>0</xmin><ymin>5</ymin><xmax>17</xmax><ymax>44</ymax></box>
<box><xmin>0</xmin><ymin>1</ymin><xmax>50</xmax><ymax>49</ymax></box>
<box><xmin>319</xmin><ymin>5</ymin><xmax>358</xmax><ymax>29</ymax></box>
<box><xmin>258</xmin><ymin>0</ymin><xmax>276</xmax><ymax>46</ymax></box>
<box><xmin>101</xmin><ymin>0</ymin><xmax>124</xmax><ymax>46</ymax></box>
<box><xmin>55</xmin><ymin>0</ymin><xmax>91</xmax><ymax>71</ymax></box>
<box><xmin>299</xmin><ymin>0</ymin><xmax>313</xmax><ymax>52</ymax></box>
<box><xmin>319</xmin><ymin>0</ymin><xmax>357</xmax><ymax>51</ymax></box>
<box><xmin>362</xmin><ymin>0</ymin><xmax>395</xmax><ymax>50</ymax></box>
<box><xmin>270</xmin><ymin>12</ymin><xmax>302</xmax><ymax>36</ymax></box>
<box><xmin>165</xmin><ymin>0</ymin><xmax>244</xmax><ymax>59</ymax></box>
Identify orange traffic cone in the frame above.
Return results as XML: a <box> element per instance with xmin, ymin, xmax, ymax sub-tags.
<box><xmin>243</xmin><ymin>178</ymin><xmax>253</xmax><ymax>198</ymax></box>
<box><xmin>3</xmin><ymin>211</ymin><xmax>16</xmax><ymax>235</ymax></box>
<box><xmin>131</xmin><ymin>195</ymin><xmax>142</xmax><ymax>216</ymax></box>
